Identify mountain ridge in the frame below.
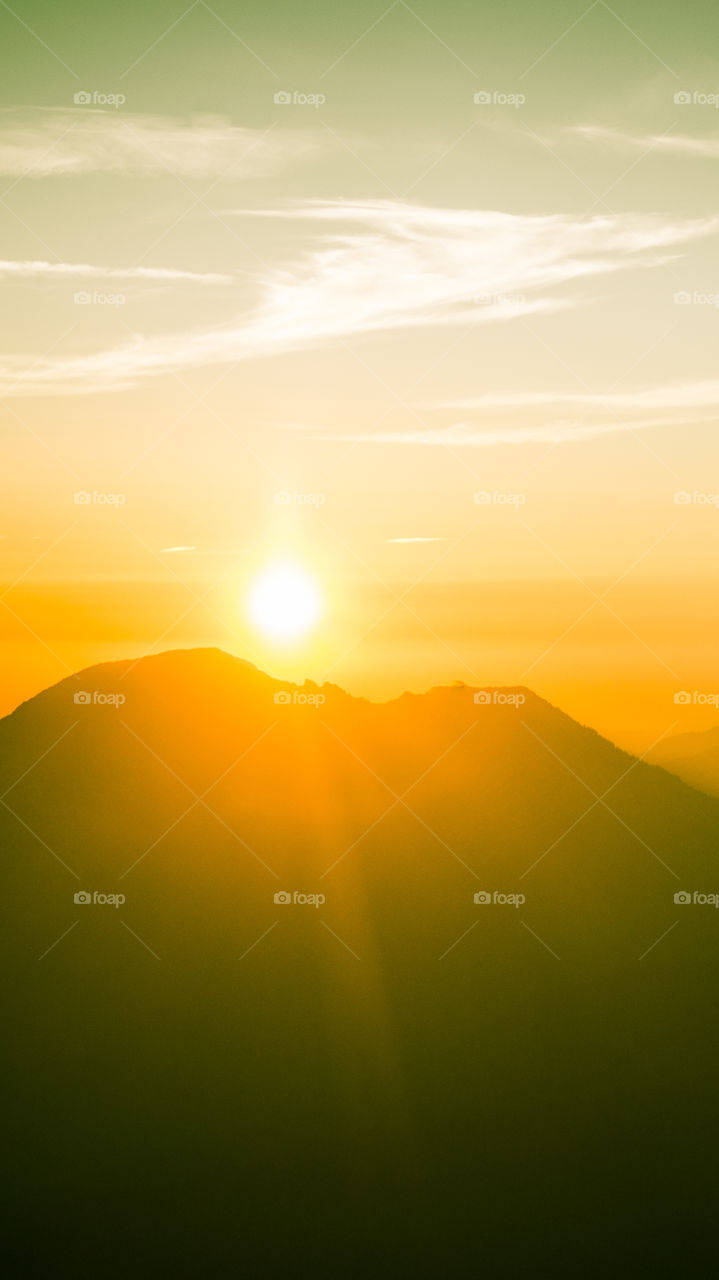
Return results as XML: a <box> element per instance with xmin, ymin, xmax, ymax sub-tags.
<box><xmin>3</xmin><ymin>648</ymin><xmax>719</xmax><ymax>1274</ymax></box>
<box><xmin>1</xmin><ymin>645</ymin><xmax>716</xmax><ymax>966</ymax></box>
<box><xmin>0</xmin><ymin>644</ymin><xmax>640</xmax><ymax>765</ymax></box>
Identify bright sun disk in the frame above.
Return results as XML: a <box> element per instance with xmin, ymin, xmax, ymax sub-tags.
<box><xmin>247</xmin><ymin>563</ymin><xmax>322</xmax><ymax>642</ymax></box>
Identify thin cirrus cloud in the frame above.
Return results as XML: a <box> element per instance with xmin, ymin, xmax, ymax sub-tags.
<box><xmin>0</xmin><ymin>109</ymin><xmax>319</xmax><ymax>179</ymax></box>
<box><xmin>0</xmin><ymin>260</ymin><xmax>233</xmax><ymax>283</ymax></box>
<box><xmin>0</xmin><ymin>200</ymin><xmax>716</xmax><ymax>396</ymax></box>
<box><xmin>572</xmin><ymin>125</ymin><xmax>719</xmax><ymax>161</ymax></box>
<box><xmin>315</xmin><ymin>382</ymin><xmax>719</xmax><ymax>447</ymax></box>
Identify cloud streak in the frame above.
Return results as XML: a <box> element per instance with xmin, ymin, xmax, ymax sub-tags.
<box><xmin>315</xmin><ymin>381</ymin><xmax>719</xmax><ymax>447</ymax></box>
<box><xmin>572</xmin><ymin>125</ymin><xmax>719</xmax><ymax>161</ymax></box>
<box><xmin>0</xmin><ymin>200</ymin><xmax>716</xmax><ymax>396</ymax></box>
<box><xmin>0</xmin><ymin>109</ymin><xmax>319</xmax><ymax>179</ymax></box>
<box><xmin>0</xmin><ymin>259</ymin><xmax>233</xmax><ymax>283</ymax></box>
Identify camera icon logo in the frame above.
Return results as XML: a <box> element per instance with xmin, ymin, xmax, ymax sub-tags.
<box><xmin>74</xmin><ymin>890</ymin><xmax>92</xmax><ymax>904</ymax></box>
<box><xmin>474</xmin><ymin>891</ymin><xmax>492</xmax><ymax>904</ymax></box>
<box><xmin>74</xmin><ymin>691</ymin><xmax>92</xmax><ymax>705</ymax></box>
<box><xmin>674</xmin><ymin>691</ymin><xmax>692</xmax><ymax>705</ymax></box>
<box><xmin>274</xmin><ymin>891</ymin><xmax>292</xmax><ymax>904</ymax></box>
<box><xmin>274</xmin><ymin>490</ymin><xmax>292</xmax><ymax>504</ymax></box>
<box><xmin>474</xmin><ymin>691</ymin><xmax>492</xmax><ymax>705</ymax></box>
<box><xmin>673</xmin><ymin>91</ymin><xmax>692</xmax><ymax>105</ymax></box>
<box><xmin>673</xmin><ymin>491</ymin><xmax>692</xmax><ymax>505</ymax></box>
<box><xmin>74</xmin><ymin>291</ymin><xmax>92</xmax><ymax>305</ymax></box>
<box><xmin>673</xmin><ymin>291</ymin><xmax>691</xmax><ymax>305</ymax></box>
<box><xmin>274</xmin><ymin>691</ymin><xmax>292</xmax><ymax>705</ymax></box>
<box><xmin>73</xmin><ymin>91</ymin><xmax>92</xmax><ymax>105</ymax></box>
<box><xmin>73</xmin><ymin>490</ymin><xmax>92</xmax><ymax>504</ymax></box>
<box><xmin>274</xmin><ymin>91</ymin><xmax>292</xmax><ymax>104</ymax></box>
<box><xmin>473</xmin><ymin>91</ymin><xmax>492</xmax><ymax>104</ymax></box>
<box><xmin>674</xmin><ymin>890</ymin><xmax>692</xmax><ymax>904</ymax></box>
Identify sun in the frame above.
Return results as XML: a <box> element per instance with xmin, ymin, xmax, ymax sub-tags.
<box><xmin>247</xmin><ymin>562</ymin><xmax>322</xmax><ymax>642</ymax></box>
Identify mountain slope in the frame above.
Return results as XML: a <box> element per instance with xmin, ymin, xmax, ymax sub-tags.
<box><xmin>2</xmin><ymin>649</ymin><xmax>719</xmax><ymax>1275</ymax></box>
<box><xmin>0</xmin><ymin>645</ymin><xmax>713</xmax><ymax>963</ymax></box>
<box><xmin>648</xmin><ymin>724</ymin><xmax>719</xmax><ymax>798</ymax></box>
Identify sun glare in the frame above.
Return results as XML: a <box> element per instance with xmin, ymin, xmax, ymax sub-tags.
<box><xmin>247</xmin><ymin>563</ymin><xmax>322</xmax><ymax>642</ymax></box>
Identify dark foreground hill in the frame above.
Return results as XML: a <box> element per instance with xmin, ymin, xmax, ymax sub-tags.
<box><xmin>2</xmin><ymin>648</ymin><xmax>719</xmax><ymax>1275</ymax></box>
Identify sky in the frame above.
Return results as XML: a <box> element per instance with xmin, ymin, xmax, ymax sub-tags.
<box><xmin>1</xmin><ymin>0</ymin><xmax>718</xmax><ymax>748</ymax></box>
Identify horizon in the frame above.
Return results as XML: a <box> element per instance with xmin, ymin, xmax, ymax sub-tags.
<box><xmin>1</xmin><ymin>640</ymin><xmax>562</xmax><ymax>709</ymax></box>
<box><xmin>4</xmin><ymin>641</ymin><xmax>718</xmax><ymax>756</ymax></box>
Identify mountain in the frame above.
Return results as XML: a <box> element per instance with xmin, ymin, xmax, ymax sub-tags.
<box><xmin>3</xmin><ymin>649</ymin><xmax>719</xmax><ymax>1275</ymax></box>
<box><xmin>647</xmin><ymin>724</ymin><xmax>719</xmax><ymax>798</ymax></box>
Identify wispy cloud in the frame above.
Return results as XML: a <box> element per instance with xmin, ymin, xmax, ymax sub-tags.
<box><xmin>430</xmin><ymin>384</ymin><xmax>719</xmax><ymax>412</ymax></box>
<box><xmin>0</xmin><ymin>259</ymin><xmax>232</xmax><ymax>283</ymax></box>
<box><xmin>0</xmin><ymin>200</ymin><xmax>716</xmax><ymax>396</ymax></box>
<box><xmin>316</xmin><ymin>381</ymin><xmax>719</xmax><ymax>447</ymax></box>
<box><xmin>0</xmin><ymin>109</ymin><xmax>319</xmax><ymax>179</ymax></box>
<box><xmin>572</xmin><ymin>125</ymin><xmax>719</xmax><ymax>161</ymax></box>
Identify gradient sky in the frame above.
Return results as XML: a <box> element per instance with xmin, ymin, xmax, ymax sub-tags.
<box><xmin>1</xmin><ymin>0</ymin><xmax>719</xmax><ymax>747</ymax></box>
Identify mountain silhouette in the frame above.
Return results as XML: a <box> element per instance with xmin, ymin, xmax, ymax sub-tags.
<box><xmin>647</xmin><ymin>724</ymin><xmax>719</xmax><ymax>798</ymax></box>
<box><xmin>3</xmin><ymin>649</ymin><xmax>719</xmax><ymax>1275</ymax></box>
